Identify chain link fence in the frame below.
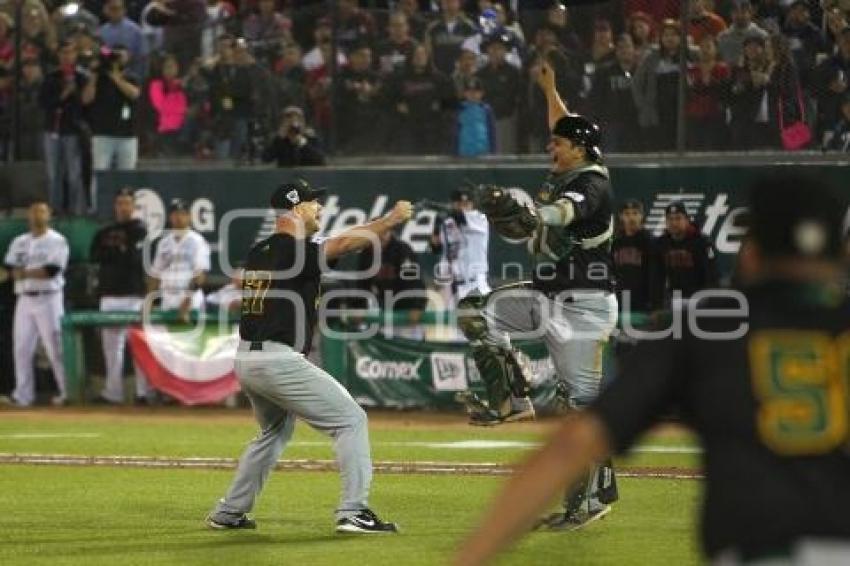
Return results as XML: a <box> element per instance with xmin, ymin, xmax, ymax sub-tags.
<box><xmin>1</xmin><ymin>0</ymin><xmax>849</xmax><ymax>163</ymax></box>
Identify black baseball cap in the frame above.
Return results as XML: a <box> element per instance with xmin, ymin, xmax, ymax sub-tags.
<box><xmin>552</xmin><ymin>114</ymin><xmax>603</xmax><ymax>162</ymax></box>
<box><xmin>169</xmin><ymin>198</ymin><xmax>189</xmax><ymax>212</ymax></box>
<box><xmin>270</xmin><ymin>179</ymin><xmax>326</xmax><ymax>210</ymax></box>
<box><xmin>665</xmin><ymin>201</ymin><xmax>689</xmax><ymax>217</ymax></box>
<box><xmin>746</xmin><ymin>174</ymin><xmax>846</xmax><ymax>259</ymax></box>
<box><xmin>481</xmin><ymin>31</ymin><xmax>512</xmax><ymax>50</ymax></box>
<box><xmin>619</xmin><ymin>199</ymin><xmax>644</xmax><ymax>214</ymax></box>
<box><xmin>450</xmin><ymin>187</ymin><xmax>473</xmax><ymax>202</ymax></box>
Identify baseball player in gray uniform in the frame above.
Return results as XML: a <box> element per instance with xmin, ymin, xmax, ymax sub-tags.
<box><xmin>456</xmin><ymin>60</ymin><xmax>619</xmax><ymax>529</ymax></box>
<box><xmin>3</xmin><ymin>200</ymin><xmax>70</xmax><ymax>406</ymax></box>
<box><xmin>205</xmin><ymin>180</ymin><xmax>412</xmax><ymax>533</ymax></box>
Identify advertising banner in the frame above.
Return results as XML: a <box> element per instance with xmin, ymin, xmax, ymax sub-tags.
<box><xmin>325</xmin><ymin>332</ymin><xmax>555</xmax><ymax>409</ymax></box>
<box><xmin>98</xmin><ymin>164</ymin><xmax>850</xmax><ymax>281</ymax></box>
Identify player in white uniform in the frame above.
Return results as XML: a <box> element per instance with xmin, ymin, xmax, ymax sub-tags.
<box><xmin>431</xmin><ymin>187</ymin><xmax>491</xmax><ymax>308</ymax></box>
<box><xmin>148</xmin><ymin>199</ymin><xmax>211</xmax><ymax>321</ymax></box>
<box><xmin>3</xmin><ymin>200</ymin><xmax>69</xmax><ymax>406</ymax></box>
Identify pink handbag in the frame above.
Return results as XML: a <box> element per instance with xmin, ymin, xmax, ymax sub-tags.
<box><xmin>778</xmin><ymin>85</ymin><xmax>812</xmax><ymax>150</ymax></box>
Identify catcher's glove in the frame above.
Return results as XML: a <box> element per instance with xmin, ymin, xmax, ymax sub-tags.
<box><xmin>478</xmin><ymin>185</ymin><xmax>540</xmax><ymax>240</ymax></box>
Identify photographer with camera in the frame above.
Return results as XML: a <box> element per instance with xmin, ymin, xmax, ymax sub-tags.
<box><xmin>81</xmin><ymin>44</ymin><xmax>141</xmax><ymax>170</ymax></box>
<box><xmin>261</xmin><ymin>105</ymin><xmax>326</xmax><ymax>167</ymax></box>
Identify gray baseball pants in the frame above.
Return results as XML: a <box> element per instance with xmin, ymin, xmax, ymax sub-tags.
<box><xmin>482</xmin><ymin>287</ymin><xmax>618</xmax><ymax>406</ymax></box>
<box><xmin>211</xmin><ymin>340</ymin><xmax>372</xmax><ymax>522</ymax></box>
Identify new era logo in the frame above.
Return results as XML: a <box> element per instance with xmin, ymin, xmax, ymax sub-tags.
<box><xmin>430</xmin><ymin>353</ymin><xmax>467</xmax><ymax>392</ymax></box>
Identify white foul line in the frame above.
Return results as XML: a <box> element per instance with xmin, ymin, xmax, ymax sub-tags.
<box><xmin>0</xmin><ymin>434</ymin><xmax>701</xmax><ymax>454</ymax></box>
<box><xmin>0</xmin><ymin>433</ymin><xmax>103</xmax><ymax>439</ymax></box>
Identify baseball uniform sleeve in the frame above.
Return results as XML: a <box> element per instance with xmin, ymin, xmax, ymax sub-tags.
<box><xmin>193</xmin><ymin>235</ymin><xmax>211</xmax><ymax>273</ymax></box>
<box><xmin>3</xmin><ymin>237</ymin><xmax>21</xmax><ymax>267</ymax></box>
<box><xmin>46</xmin><ymin>235</ymin><xmax>70</xmax><ymax>271</ymax></box>
<box><xmin>591</xmin><ymin>333</ymin><xmax>685</xmax><ymax>454</ymax></box>
<box><xmin>556</xmin><ymin>174</ymin><xmax>608</xmax><ymax>222</ymax></box>
<box><xmin>463</xmin><ymin>211</ymin><xmax>489</xmax><ymax>234</ymax></box>
<box><xmin>150</xmin><ymin>237</ymin><xmax>167</xmax><ymax>277</ymax></box>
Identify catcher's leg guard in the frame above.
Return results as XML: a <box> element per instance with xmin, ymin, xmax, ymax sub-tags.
<box><xmin>458</xmin><ymin>294</ymin><xmax>534</xmax><ymax>417</ymax></box>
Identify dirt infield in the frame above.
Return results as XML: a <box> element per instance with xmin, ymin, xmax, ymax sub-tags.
<box><xmin>0</xmin><ymin>452</ymin><xmax>704</xmax><ymax>480</ymax></box>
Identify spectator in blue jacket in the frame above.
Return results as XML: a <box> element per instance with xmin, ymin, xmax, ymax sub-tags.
<box><xmin>456</xmin><ymin>77</ymin><xmax>496</xmax><ymax>157</ymax></box>
<box><xmin>98</xmin><ymin>0</ymin><xmax>148</xmax><ymax>78</ymax></box>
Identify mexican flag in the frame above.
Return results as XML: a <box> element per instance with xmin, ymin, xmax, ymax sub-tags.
<box><xmin>128</xmin><ymin>325</ymin><xmax>240</xmax><ymax>405</ymax></box>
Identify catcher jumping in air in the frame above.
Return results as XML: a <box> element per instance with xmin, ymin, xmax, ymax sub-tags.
<box><xmin>457</xmin><ymin>59</ymin><xmax>619</xmax><ymax>529</ymax></box>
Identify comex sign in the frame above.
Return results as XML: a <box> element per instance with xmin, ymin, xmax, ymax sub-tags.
<box><xmin>355</xmin><ymin>356</ymin><xmax>423</xmax><ymax>380</ymax></box>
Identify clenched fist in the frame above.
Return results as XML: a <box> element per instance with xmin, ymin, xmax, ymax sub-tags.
<box><xmin>386</xmin><ymin>200</ymin><xmax>413</xmax><ymax>226</ymax></box>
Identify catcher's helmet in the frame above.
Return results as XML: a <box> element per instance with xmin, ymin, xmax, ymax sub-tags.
<box><xmin>552</xmin><ymin>115</ymin><xmax>603</xmax><ymax>162</ymax></box>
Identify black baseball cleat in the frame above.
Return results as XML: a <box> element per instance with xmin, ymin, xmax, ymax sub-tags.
<box><xmin>468</xmin><ymin>409</ymin><xmax>504</xmax><ymax>427</ymax></box>
<box><xmin>536</xmin><ymin>505</ymin><xmax>612</xmax><ymax>532</ymax></box>
<box><xmin>336</xmin><ymin>509</ymin><xmax>398</xmax><ymax>534</ymax></box>
<box><xmin>205</xmin><ymin>513</ymin><xmax>257</xmax><ymax>530</ymax></box>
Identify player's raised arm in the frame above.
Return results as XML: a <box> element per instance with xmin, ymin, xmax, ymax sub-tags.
<box><xmin>536</xmin><ymin>59</ymin><xmax>569</xmax><ymax>131</ymax></box>
<box><xmin>323</xmin><ymin>201</ymin><xmax>413</xmax><ymax>260</ymax></box>
<box><xmin>455</xmin><ymin>413</ymin><xmax>611</xmax><ymax>565</ymax></box>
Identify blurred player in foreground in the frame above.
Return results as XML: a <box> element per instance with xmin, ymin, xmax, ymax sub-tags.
<box><xmin>206</xmin><ymin>180</ymin><xmax>411</xmax><ymax>534</ymax></box>
<box><xmin>456</xmin><ymin>174</ymin><xmax>850</xmax><ymax>565</ymax></box>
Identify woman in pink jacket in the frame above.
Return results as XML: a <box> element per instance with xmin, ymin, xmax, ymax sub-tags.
<box><xmin>148</xmin><ymin>54</ymin><xmax>188</xmax><ymax>155</ymax></box>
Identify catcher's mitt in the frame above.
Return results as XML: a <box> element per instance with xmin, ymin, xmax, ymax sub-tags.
<box><xmin>478</xmin><ymin>185</ymin><xmax>539</xmax><ymax>240</ymax></box>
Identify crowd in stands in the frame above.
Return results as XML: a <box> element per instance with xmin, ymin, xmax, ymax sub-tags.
<box><xmin>1</xmin><ymin>0</ymin><xmax>850</xmax><ymax>185</ymax></box>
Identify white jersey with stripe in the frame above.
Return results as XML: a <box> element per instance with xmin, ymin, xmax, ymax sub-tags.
<box><xmin>151</xmin><ymin>229</ymin><xmax>211</xmax><ymax>306</ymax></box>
<box><xmin>4</xmin><ymin>229</ymin><xmax>69</xmax><ymax>294</ymax></box>
<box><xmin>438</xmin><ymin>210</ymin><xmax>490</xmax><ymax>284</ymax></box>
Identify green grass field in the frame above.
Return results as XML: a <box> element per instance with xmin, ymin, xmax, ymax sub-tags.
<box><xmin>0</xmin><ymin>409</ymin><xmax>703</xmax><ymax>565</ymax></box>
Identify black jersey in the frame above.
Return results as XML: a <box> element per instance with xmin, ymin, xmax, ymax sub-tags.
<box><xmin>654</xmin><ymin>228</ymin><xmax>720</xmax><ymax>308</ymax></box>
<box><xmin>532</xmin><ymin>166</ymin><xmax>616</xmax><ymax>294</ymax></box>
<box><xmin>239</xmin><ymin>233</ymin><xmax>322</xmax><ymax>354</ymax></box>
<box><xmin>593</xmin><ymin>279</ymin><xmax>850</xmax><ymax>557</ymax></box>
<box><xmin>90</xmin><ymin>219</ymin><xmax>147</xmax><ymax>297</ymax></box>
<box><xmin>612</xmin><ymin>229</ymin><xmax>654</xmax><ymax>312</ymax></box>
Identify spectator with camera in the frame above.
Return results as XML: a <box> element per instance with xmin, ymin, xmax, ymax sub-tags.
<box><xmin>98</xmin><ymin>0</ymin><xmax>148</xmax><ymax>78</ymax></box>
<box><xmin>261</xmin><ymin>105</ymin><xmax>325</xmax><ymax>166</ymax></box>
<box><xmin>39</xmin><ymin>40</ymin><xmax>88</xmax><ymax>215</ymax></box>
<box><xmin>82</xmin><ymin>44</ymin><xmax>141</xmax><ymax>170</ymax></box>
